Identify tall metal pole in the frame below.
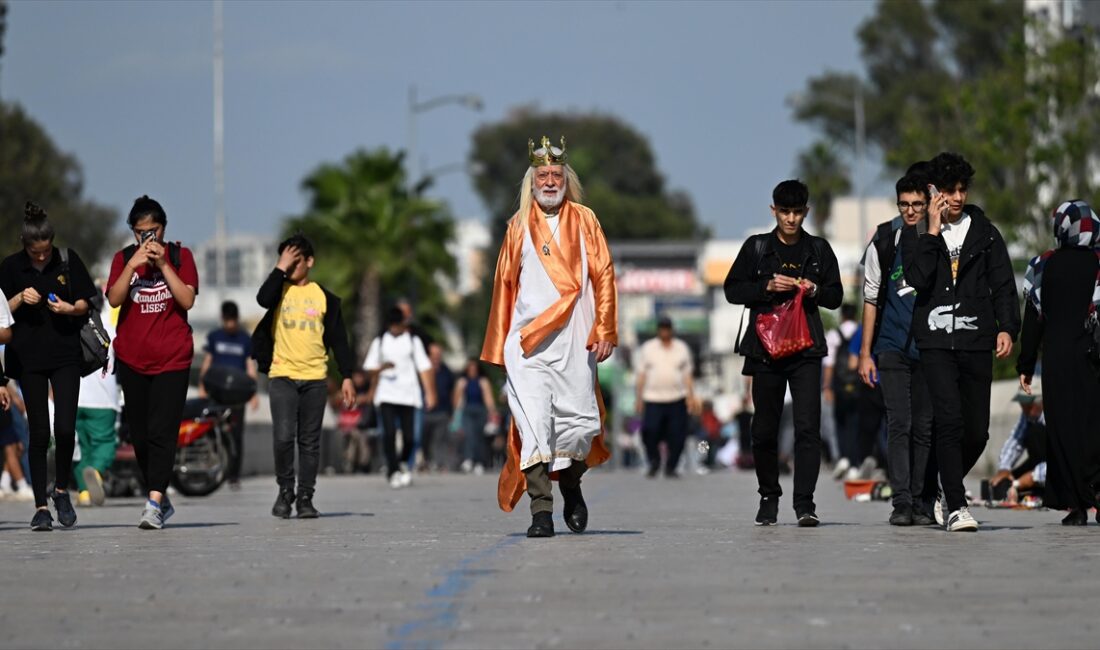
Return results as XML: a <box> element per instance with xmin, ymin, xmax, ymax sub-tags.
<box><xmin>213</xmin><ymin>0</ymin><xmax>226</xmax><ymax>288</ymax></box>
<box><xmin>854</xmin><ymin>83</ymin><xmax>866</xmax><ymax>244</ymax></box>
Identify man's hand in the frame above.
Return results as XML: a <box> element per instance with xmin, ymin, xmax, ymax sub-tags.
<box><xmin>0</xmin><ymin>388</ymin><xmax>10</xmax><ymax>411</ymax></box>
<box><xmin>341</xmin><ymin>378</ymin><xmax>356</xmax><ymax>409</ymax></box>
<box><xmin>424</xmin><ymin>391</ymin><xmax>438</xmax><ymax>412</ymax></box>
<box><xmin>823</xmin><ymin>386</ymin><xmax>834</xmax><ymax>406</ymax></box>
<box><xmin>1019</xmin><ymin>373</ymin><xmax>1032</xmax><ymax>394</ymax></box>
<box><xmin>592</xmin><ymin>340</ymin><xmax>615</xmax><ymax>362</ymax></box>
<box><xmin>21</xmin><ymin>287</ymin><xmax>42</xmax><ymax>306</ymax></box>
<box><xmin>276</xmin><ymin>245</ymin><xmax>302</xmax><ymax>273</ymax></box>
<box><xmin>858</xmin><ymin>354</ymin><xmax>878</xmax><ymax>388</ymax></box>
<box><xmin>249</xmin><ymin>394</ymin><xmax>260</xmax><ymax>412</ymax></box>
<box><xmin>799</xmin><ymin>278</ymin><xmax>817</xmax><ymax>297</ymax></box>
<box><xmin>767</xmin><ymin>274</ymin><xmax>799</xmax><ymax>293</ymax></box>
<box><xmin>995</xmin><ymin>332</ymin><xmax>1013</xmax><ymax>359</ymax></box>
<box><xmin>990</xmin><ymin>469</ymin><xmax>1013</xmax><ymax>488</ymax></box>
<box><xmin>927</xmin><ymin>192</ymin><xmax>948</xmax><ymax>235</ymax></box>
<box><xmin>635</xmin><ymin>400</ymin><xmax>645</xmax><ymax>417</ymax></box>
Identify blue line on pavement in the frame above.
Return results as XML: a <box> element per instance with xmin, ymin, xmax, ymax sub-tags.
<box><xmin>385</xmin><ymin>534</ymin><xmax>523</xmax><ymax>650</ymax></box>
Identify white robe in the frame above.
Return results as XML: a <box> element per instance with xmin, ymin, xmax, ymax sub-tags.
<box><xmin>503</xmin><ymin>215</ymin><xmax>600</xmax><ymax>472</ymax></box>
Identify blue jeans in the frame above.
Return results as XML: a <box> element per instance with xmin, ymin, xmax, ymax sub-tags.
<box><xmin>462</xmin><ymin>405</ymin><xmax>488</xmax><ymax>465</ymax></box>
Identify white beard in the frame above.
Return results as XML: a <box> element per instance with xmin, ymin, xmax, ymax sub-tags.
<box><xmin>534</xmin><ymin>185</ymin><xmax>565</xmax><ymax>211</ymax></box>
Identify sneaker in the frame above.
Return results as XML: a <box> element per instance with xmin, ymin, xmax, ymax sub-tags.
<box><xmin>31</xmin><ymin>509</ymin><xmax>53</xmax><ymax>531</ymax></box>
<box><xmin>272</xmin><ymin>487</ymin><xmax>295</xmax><ymax>518</ymax></box>
<box><xmin>77</xmin><ymin>491</ymin><xmax>92</xmax><ymax>507</ymax></box>
<box><xmin>796</xmin><ymin>509</ymin><xmax>821</xmax><ymax>527</ymax></box>
<box><xmin>646</xmin><ymin>466</ymin><xmax>660</xmax><ymax>479</ymax></box>
<box><xmin>755</xmin><ymin>496</ymin><xmax>778</xmax><ymax>526</ymax></box>
<box><xmin>83</xmin><ymin>467</ymin><xmax>106</xmax><ymax>506</ymax></box>
<box><xmin>473</xmin><ymin>464</ymin><xmax>485</xmax><ymax>477</ymax></box>
<box><xmin>934</xmin><ymin>491</ymin><xmax>945</xmax><ymax>527</ymax></box>
<box><xmin>389</xmin><ymin>473</ymin><xmax>404</xmax><ymax>489</ymax></box>
<box><xmin>1062</xmin><ymin>509</ymin><xmax>1087</xmax><ymax>526</ymax></box>
<box><xmin>858</xmin><ymin>456</ymin><xmax>877</xmax><ymax>480</ymax></box>
<box><xmin>831</xmin><ymin>457</ymin><xmax>851</xmax><ymax>480</ymax></box>
<box><xmin>911</xmin><ymin>505</ymin><xmax>936</xmax><ymax>526</ymax></box>
<box><xmin>52</xmin><ymin>491</ymin><xmax>77</xmax><ymax>528</ymax></box>
<box><xmin>889</xmin><ymin>504</ymin><xmax>913</xmax><ymax>526</ymax></box>
<box><xmin>160</xmin><ymin>494</ymin><xmax>175</xmax><ymax>523</ymax></box>
<box><xmin>138</xmin><ymin>501</ymin><xmax>164</xmax><ymax>530</ymax></box>
<box><xmin>946</xmin><ymin>507</ymin><xmax>979</xmax><ymax>532</ymax></box>
<box><xmin>460</xmin><ymin>459</ymin><xmax>474</xmax><ymax>474</ymax></box>
<box><xmin>12</xmin><ymin>484</ymin><xmax>35</xmax><ymax>502</ymax></box>
<box><xmin>400</xmin><ymin>469</ymin><xmax>414</xmax><ymax>487</ymax></box>
<box><xmin>296</xmin><ymin>489</ymin><xmax>319</xmax><ymax>519</ymax></box>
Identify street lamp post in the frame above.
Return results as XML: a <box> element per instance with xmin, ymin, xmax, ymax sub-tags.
<box><xmin>406</xmin><ymin>85</ymin><xmax>483</xmax><ymax>190</ymax></box>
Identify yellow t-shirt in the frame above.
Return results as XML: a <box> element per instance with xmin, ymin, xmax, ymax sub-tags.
<box><xmin>269</xmin><ymin>282</ymin><xmax>328</xmax><ymax>380</ymax></box>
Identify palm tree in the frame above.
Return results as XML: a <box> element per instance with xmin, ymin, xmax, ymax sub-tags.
<box><xmin>284</xmin><ymin>149</ymin><xmax>457</xmax><ymax>360</ymax></box>
<box><xmin>796</xmin><ymin>140</ymin><xmax>852</xmax><ymax>233</ymax></box>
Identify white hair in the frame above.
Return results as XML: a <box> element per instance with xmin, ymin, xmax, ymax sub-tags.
<box><xmin>515</xmin><ymin>163</ymin><xmax>584</xmax><ymax>220</ymax></box>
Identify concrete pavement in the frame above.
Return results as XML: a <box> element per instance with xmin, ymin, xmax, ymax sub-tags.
<box><xmin>0</xmin><ymin>468</ymin><xmax>1095</xmax><ymax>649</ymax></box>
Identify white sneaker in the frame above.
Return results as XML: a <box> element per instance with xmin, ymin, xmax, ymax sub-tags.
<box><xmin>934</xmin><ymin>487</ymin><xmax>945</xmax><ymax>527</ymax></box>
<box><xmin>389</xmin><ymin>473</ymin><xmax>403</xmax><ymax>489</ymax></box>
<box><xmin>12</xmin><ymin>485</ymin><xmax>34</xmax><ymax>502</ymax></box>
<box><xmin>858</xmin><ymin>456</ymin><xmax>877</xmax><ymax>480</ymax></box>
<box><xmin>460</xmin><ymin>459</ymin><xmax>474</xmax><ymax>474</ymax></box>
<box><xmin>0</xmin><ymin>470</ymin><xmax>11</xmax><ymax>492</ymax></box>
<box><xmin>844</xmin><ymin>467</ymin><xmax>861</xmax><ymax>481</ymax></box>
<box><xmin>947</xmin><ymin>507</ymin><xmax>979</xmax><ymax>532</ymax></box>
<box><xmin>832</xmin><ymin>458</ymin><xmax>851</xmax><ymax>480</ymax></box>
<box><xmin>473</xmin><ymin>464</ymin><xmax>485</xmax><ymax>476</ymax></box>
<box><xmin>400</xmin><ymin>470</ymin><xmax>413</xmax><ymax>487</ymax></box>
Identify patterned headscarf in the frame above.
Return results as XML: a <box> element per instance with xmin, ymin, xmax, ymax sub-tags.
<box><xmin>1023</xmin><ymin>199</ymin><xmax>1100</xmax><ymax>319</ymax></box>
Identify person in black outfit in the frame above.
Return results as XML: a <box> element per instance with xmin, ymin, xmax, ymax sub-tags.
<box><xmin>900</xmin><ymin>152</ymin><xmax>1019</xmax><ymax>533</ymax></box>
<box><xmin>724</xmin><ymin>180</ymin><xmax>843</xmax><ymax>527</ymax></box>
<box><xmin>1018</xmin><ymin>199</ymin><xmax>1100</xmax><ymax>526</ymax></box>
<box><xmin>0</xmin><ymin>203</ymin><xmax>96</xmax><ymax>531</ymax></box>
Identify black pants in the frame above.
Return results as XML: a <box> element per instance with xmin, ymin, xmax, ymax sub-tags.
<box><xmin>117</xmin><ymin>361</ymin><xmax>190</xmax><ymax>495</ymax></box>
<box><xmin>921</xmin><ymin>349</ymin><xmax>992</xmax><ymax>512</ymax></box>
<box><xmin>750</xmin><ymin>357</ymin><xmax>822</xmax><ymax>511</ymax></box>
<box><xmin>270</xmin><ymin>378</ymin><xmax>327</xmax><ymax>492</ymax></box>
<box><xmin>642</xmin><ymin>399</ymin><xmax>689</xmax><ymax>474</ymax></box>
<box><xmin>226</xmin><ymin>405</ymin><xmax>246</xmax><ymax>482</ymax></box>
<box><xmin>22</xmin><ymin>364</ymin><xmax>81</xmax><ymax>508</ymax></box>
<box><xmin>878</xmin><ymin>351</ymin><xmax>933</xmax><ymax>507</ymax></box>
<box><xmin>380</xmin><ymin>403</ymin><xmax>415</xmax><ymax>478</ymax></box>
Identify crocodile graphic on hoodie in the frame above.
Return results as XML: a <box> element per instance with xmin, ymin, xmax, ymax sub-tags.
<box><xmin>927</xmin><ymin>303</ymin><xmax>978</xmax><ymax>333</ymax></box>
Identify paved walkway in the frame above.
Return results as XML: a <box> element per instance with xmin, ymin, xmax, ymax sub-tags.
<box><xmin>0</xmin><ymin>468</ymin><xmax>1094</xmax><ymax>649</ymax></box>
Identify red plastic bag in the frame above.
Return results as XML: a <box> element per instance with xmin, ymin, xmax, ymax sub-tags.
<box><xmin>755</xmin><ymin>285</ymin><xmax>813</xmax><ymax>360</ymax></box>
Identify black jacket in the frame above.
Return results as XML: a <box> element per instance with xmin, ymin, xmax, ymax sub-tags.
<box><xmin>900</xmin><ymin>206</ymin><xmax>1020</xmax><ymax>351</ymax></box>
<box><xmin>724</xmin><ymin>229</ymin><xmax>844</xmax><ymax>365</ymax></box>
<box><xmin>251</xmin><ymin>269</ymin><xmax>356</xmax><ymax>379</ymax></box>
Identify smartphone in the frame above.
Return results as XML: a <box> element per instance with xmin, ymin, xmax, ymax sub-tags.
<box><xmin>928</xmin><ymin>184</ymin><xmax>940</xmax><ymax>197</ymax></box>
<box><xmin>140</xmin><ymin>230</ymin><xmax>157</xmax><ymax>244</ymax></box>
<box><xmin>48</xmin><ymin>293</ymin><xmax>58</xmax><ymax>302</ymax></box>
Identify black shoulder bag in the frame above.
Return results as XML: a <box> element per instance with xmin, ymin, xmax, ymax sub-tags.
<box><xmin>58</xmin><ymin>249</ymin><xmax>111</xmax><ymax>377</ymax></box>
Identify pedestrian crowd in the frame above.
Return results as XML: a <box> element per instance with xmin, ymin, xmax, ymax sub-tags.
<box><xmin>3</xmin><ymin>142</ymin><xmax>1098</xmax><ymax>538</ymax></box>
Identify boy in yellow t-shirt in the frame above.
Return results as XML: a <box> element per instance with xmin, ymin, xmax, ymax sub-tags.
<box><xmin>253</xmin><ymin>234</ymin><xmax>355</xmax><ymax>519</ymax></box>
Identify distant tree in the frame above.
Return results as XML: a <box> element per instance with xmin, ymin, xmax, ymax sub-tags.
<box><xmin>0</xmin><ymin>102</ymin><xmax>118</xmax><ymax>265</ymax></box>
<box><xmin>791</xmin><ymin>0</ymin><xmax>1100</xmax><ymax>246</ymax></box>
<box><xmin>795</xmin><ymin>141</ymin><xmax>852</xmax><ymax>231</ymax></box>
<box><xmin>283</xmin><ymin>148</ymin><xmax>457</xmax><ymax>360</ymax></box>
<box><xmin>470</xmin><ymin>107</ymin><xmax>708</xmax><ymax>244</ymax></box>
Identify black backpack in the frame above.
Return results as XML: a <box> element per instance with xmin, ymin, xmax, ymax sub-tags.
<box><xmin>831</xmin><ymin>326</ymin><xmax>860</xmax><ymax>396</ymax></box>
<box><xmin>57</xmin><ymin>249</ymin><xmax>111</xmax><ymax>377</ymax></box>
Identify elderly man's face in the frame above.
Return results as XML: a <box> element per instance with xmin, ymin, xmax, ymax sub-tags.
<box><xmin>534</xmin><ymin>165</ymin><xmax>566</xmax><ymax>210</ymax></box>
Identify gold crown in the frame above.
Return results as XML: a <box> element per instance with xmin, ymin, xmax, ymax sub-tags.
<box><xmin>528</xmin><ymin>135</ymin><xmax>567</xmax><ymax>167</ymax></box>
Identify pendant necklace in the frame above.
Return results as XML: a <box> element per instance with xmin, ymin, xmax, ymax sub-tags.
<box><xmin>542</xmin><ymin>216</ymin><xmax>561</xmax><ymax>256</ymax></box>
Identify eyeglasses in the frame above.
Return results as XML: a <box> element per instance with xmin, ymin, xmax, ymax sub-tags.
<box><xmin>897</xmin><ymin>201</ymin><xmax>928</xmax><ymax>213</ymax></box>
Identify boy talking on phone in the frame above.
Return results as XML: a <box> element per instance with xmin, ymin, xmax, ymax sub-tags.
<box><xmin>900</xmin><ymin>152</ymin><xmax>1019</xmax><ymax>532</ymax></box>
<box><xmin>252</xmin><ymin>233</ymin><xmax>356</xmax><ymax>519</ymax></box>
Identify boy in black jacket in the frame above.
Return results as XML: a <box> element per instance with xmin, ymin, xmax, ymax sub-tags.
<box><xmin>724</xmin><ymin>180</ymin><xmax>843</xmax><ymax>527</ymax></box>
<box><xmin>253</xmin><ymin>234</ymin><xmax>356</xmax><ymax>519</ymax></box>
<box><xmin>900</xmin><ymin>152</ymin><xmax>1020</xmax><ymax>532</ymax></box>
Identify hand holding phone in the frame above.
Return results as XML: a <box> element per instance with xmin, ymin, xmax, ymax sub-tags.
<box><xmin>48</xmin><ymin>293</ymin><xmax>58</xmax><ymax>303</ymax></box>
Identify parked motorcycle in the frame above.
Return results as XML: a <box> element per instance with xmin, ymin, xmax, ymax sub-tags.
<box><xmin>171</xmin><ymin>366</ymin><xmax>256</xmax><ymax>497</ymax></box>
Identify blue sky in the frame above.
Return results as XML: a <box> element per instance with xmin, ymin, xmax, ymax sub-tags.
<box><xmin>4</xmin><ymin>0</ymin><xmax>879</xmax><ymax>245</ymax></box>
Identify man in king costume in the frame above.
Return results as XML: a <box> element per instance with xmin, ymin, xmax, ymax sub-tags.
<box><xmin>481</xmin><ymin>136</ymin><xmax>619</xmax><ymax>538</ymax></box>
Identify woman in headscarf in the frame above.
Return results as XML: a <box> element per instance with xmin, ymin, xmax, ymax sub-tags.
<box><xmin>1018</xmin><ymin>199</ymin><xmax>1100</xmax><ymax>525</ymax></box>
